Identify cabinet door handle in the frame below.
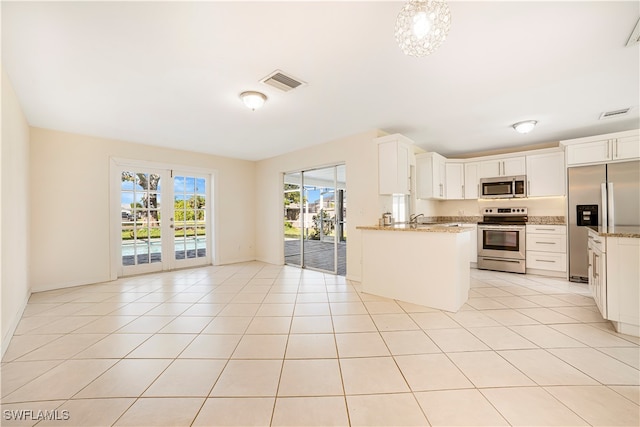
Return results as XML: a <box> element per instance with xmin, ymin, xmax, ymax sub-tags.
<box><xmin>528</xmin><ymin>180</ymin><xmax>531</xmax><ymax>195</ymax></box>
<box><xmin>536</xmin><ymin>228</ymin><xmax>556</xmax><ymax>231</ymax></box>
<box><xmin>462</xmin><ymin>185</ymin><xmax>465</xmax><ymax>199</ymax></box>
<box><xmin>614</xmin><ymin>139</ymin><xmax>618</xmax><ymax>159</ymax></box>
<box><xmin>536</xmin><ymin>259</ymin><xmax>555</xmax><ymax>263</ymax></box>
<box><xmin>535</xmin><ymin>241</ymin><xmax>555</xmax><ymax>245</ymax></box>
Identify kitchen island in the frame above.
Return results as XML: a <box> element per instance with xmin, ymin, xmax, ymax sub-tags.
<box><xmin>587</xmin><ymin>226</ymin><xmax>640</xmax><ymax>337</ymax></box>
<box><xmin>357</xmin><ymin>223</ymin><xmax>473</xmax><ymax>312</ymax></box>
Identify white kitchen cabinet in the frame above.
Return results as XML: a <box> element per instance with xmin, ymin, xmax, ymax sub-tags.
<box><xmin>377</xmin><ymin>134</ymin><xmax>413</xmax><ymax>195</ymax></box>
<box><xmin>587</xmin><ymin>229</ymin><xmax>607</xmax><ymax>319</ymax></box>
<box><xmin>526</xmin><ymin>151</ymin><xmax>565</xmax><ymax>197</ymax></box>
<box><xmin>526</xmin><ymin>225</ymin><xmax>567</xmax><ymax>276</ymax></box>
<box><xmin>445</xmin><ymin>161</ymin><xmax>464</xmax><ymax>200</ymax></box>
<box><xmin>416</xmin><ymin>152</ymin><xmax>446</xmax><ymax>199</ymax></box>
<box><xmin>605</xmin><ymin>236</ymin><xmax>639</xmax><ymax>337</ymax></box>
<box><xmin>566</xmin><ymin>140</ymin><xmax>610</xmax><ymax>165</ymax></box>
<box><xmin>563</xmin><ymin>129</ymin><xmax>639</xmax><ymax>166</ymax></box>
<box><xmin>478</xmin><ymin>156</ymin><xmax>525</xmax><ymax>178</ymax></box>
<box><xmin>469</xmin><ymin>224</ymin><xmax>477</xmax><ymax>265</ymax></box>
<box><xmin>613</xmin><ymin>134</ymin><xmax>640</xmax><ymax>160</ymax></box>
<box><xmin>464</xmin><ymin>162</ymin><xmax>480</xmax><ymax>199</ymax></box>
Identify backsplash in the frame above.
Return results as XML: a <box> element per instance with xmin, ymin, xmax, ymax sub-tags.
<box><xmin>417</xmin><ymin>215</ymin><xmax>565</xmax><ymax>225</ymax></box>
<box><xmin>425</xmin><ymin>197</ymin><xmax>567</xmax><ymax>217</ymax></box>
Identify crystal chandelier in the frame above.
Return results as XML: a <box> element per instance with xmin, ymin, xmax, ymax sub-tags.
<box><xmin>395</xmin><ymin>0</ymin><xmax>451</xmax><ymax>58</ymax></box>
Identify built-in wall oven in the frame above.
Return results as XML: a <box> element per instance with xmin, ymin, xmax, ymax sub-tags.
<box><xmin>477</xmin><ymin>207</ymin><xmax>527</xmax><ymax>274</ymax></box>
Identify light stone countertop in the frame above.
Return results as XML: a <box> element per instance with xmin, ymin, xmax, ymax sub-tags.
<box><xmin>356</xmin><ymin>223</ymin><xmax>475</xmax><ymax>233</ymax></box>
<box><xmin>588</xmin><ymin>225</ymin><xmax>640</xmax><ymax>239</ymax></box>
<box><xmin>527</xmin><ymin>216</ymin><xmax>566</xmax><ymax>225</ymax></box>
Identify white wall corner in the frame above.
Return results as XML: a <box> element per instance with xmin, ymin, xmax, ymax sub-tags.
<box><xmin>1</xmin><ymin>290</ymin><xmax>31</xmax><ymax>359</ymax></box>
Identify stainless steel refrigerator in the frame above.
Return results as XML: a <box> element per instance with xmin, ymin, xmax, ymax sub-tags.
<box><xmin>568</xmin><ymin>160</ymin><xmax>640</xmax><ymax>282</ymax></box>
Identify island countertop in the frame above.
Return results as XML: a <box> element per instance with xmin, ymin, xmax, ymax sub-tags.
<box><xmin>356</xmin><ymin>223</ymin><xmax>475</xmax><ymax>233</ymax></box>
<box><xmin>587</xmin><ymin>225</ymin><xmax>640</xmax><ymax>238</ymax></box>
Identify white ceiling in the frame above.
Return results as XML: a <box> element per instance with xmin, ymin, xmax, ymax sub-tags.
<box><xmin>2</xmin><ymin>1</ymin><xmax>639</xmax><ymax>161</ymax></box>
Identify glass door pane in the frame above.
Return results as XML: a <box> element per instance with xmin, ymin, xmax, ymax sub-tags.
<box><xmin>120</xmin><ymin>170</ymin><xmax>164</xmax><ymax>274</ymax></box>
<box><xmin>336</xmin><ymin>164</ymin><xmax>346</xmax><ymax>276</ymax></box>
<box><xmin>284</xmin><ymin>172</ymin><xmax>302</xmax><ymax>266</ymax></box>
<box><xmin>302</xmin><ymin>166</ymin><xmax>337</xmax><ymax>273</ymax></box>
<box><xmin>172</xmin><ymin>173</ymin><xmax>210</xmax><ymax>268</ymax></box>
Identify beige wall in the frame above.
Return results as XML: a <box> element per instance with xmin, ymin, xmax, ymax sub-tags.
<box><xmin>255</xmin><ymin>130</ymin><xmax>384</xmax><ymax>281</ymax></box>
<box><xmin>29</xmin><ymin>128</ymin><xmax>256</xmax><ymax>291</ymax></box>
<box><xmin>2</xmin><ymin>69</ymin><xmax>31</xmax><ymax>353</ymax></box>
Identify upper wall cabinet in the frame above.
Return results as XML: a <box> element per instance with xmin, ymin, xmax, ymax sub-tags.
<box><xmin>562</xmin><ymin>129</ymin><xmax>640</xmax><ymax>166</ymax></box>
<box><xmin>445</xmin><ymin>161</ymin><xmax>464</xmax><ymax>200</ymax></box>
<box><xmin>478</xmin><ymin>156</ymin><xmax>526</xmax><ymax>178</ymax></box>
<box><xmin>615</xmin><ymin>134</ymin><xmax>640</xmax><ymax>160</ymax></box>
<box><xmin>463</xmin><ymin>162</ymin><xmax>480</xmax><ymax>199</ymax></box>
<box><xmin>526</xmin><ymin>151</ymin><xmax>565</xmax><ymax>197</ymax></box>
<box><xmin>377</xmin><ymin>134</ymin><xmax>413</xmax><ymax>195</ymax></box>
<box><xmin>416</xmin><ymin>152</ymin><xmax>446</xmax><ymax>199</ymax></box>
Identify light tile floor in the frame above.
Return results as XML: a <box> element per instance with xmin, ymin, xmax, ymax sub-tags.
<box><xmin>2</xmin><ymin>262</ymin><xmax>639</xmax><ymax>426</ymax></box>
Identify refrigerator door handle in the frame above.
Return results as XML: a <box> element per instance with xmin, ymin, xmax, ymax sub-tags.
<box><xmin>601</xmin><ymin>183</ymin><xmax>608</xmax><ymax>228</ymax></box>
<box><xmin>607</xmin><ymin>182</ymin><xmax>614</xmax><ymax>227</ymax></box>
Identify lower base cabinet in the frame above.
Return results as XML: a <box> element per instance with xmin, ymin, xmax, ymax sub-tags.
<box><xmin>606</xmin><ymin>236</ymin><xmax>640</xmax><ymax>337</ymax></box>
<box><xmin>587</xmin><ymin>230</ymin><xmax>607</xmax><ymax>319</ymax></box>
<box><xmin>526</xmin><ymin>225</ymin><xmax>567</xmax><ymax>277</ymax></box>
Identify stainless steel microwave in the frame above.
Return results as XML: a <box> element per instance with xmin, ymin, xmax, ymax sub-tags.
<box><xmin>480</xmin><ymin>175</ymin><xmax>527</xmax><ymax>199</ymax></box>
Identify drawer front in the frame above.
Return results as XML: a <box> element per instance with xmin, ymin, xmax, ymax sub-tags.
<box><xmin>526</xmin><ymin>225</ymin><xmax>566</xmax><ymax>235</ymax></box>
<box><xmin>527</xmin><ymin>251</ymin><xmax>567</xmax><ymax>271</ymax></box>
<box><xmin>526</xmin><ymin>233</ymin><xmax>567</xmax><ymax>253</ymax></box>
<box><xmin>587</xmin><ymin>232</ymin><xmax>606</xmax><ymax>253</ymax></box>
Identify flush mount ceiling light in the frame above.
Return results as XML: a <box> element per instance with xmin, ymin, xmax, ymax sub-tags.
<box><xmin>395</xmin><ymin>0</ymin><xmax>451</xmax><ymax>57</ymax></box>
<box><xmin>512</xmin><ymin>120</ymin><xmax>538</xmax><ymax>134</ymax></box>
<box><xmin>240</xmin><ymin>91</ymin><xmax>267</xmax><ymax>110</ymax></box>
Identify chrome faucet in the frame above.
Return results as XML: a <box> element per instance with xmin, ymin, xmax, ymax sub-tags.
<box><xmin>409</xmin><ymin>213</ymin><xmax>424</xmax><ymax>224</ymax></box>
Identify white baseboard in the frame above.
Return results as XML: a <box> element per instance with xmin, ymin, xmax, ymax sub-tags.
<box><xmin>346</xmin><ymin>274</ymin><xmax>361</xmax><ymax>283</ymax></box>
<box><xmin>1</xmin><ymin>290</ymin><xmax>31</xmax><ymax>359</ymax></box>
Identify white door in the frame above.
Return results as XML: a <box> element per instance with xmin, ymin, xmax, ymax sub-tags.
<box><xmin>170</xmin><ymin>172</ymin><xmax>211</xmax><ymax>269</ymax></box>
<box><xmin>119</xmin><ymin>168</ymin><xmax>168</xmax><ymax>276</ymax></box>
<box><xmin>115</xmin><ymin>163</ymin><xmax>211</xmax><ymax>276</ymax></box>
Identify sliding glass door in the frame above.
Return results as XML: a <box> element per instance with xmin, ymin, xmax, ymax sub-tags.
<box><xmin>283</xmin><ymin>165</ymin><xmax>346</xmax><ymax>275</ymax></box>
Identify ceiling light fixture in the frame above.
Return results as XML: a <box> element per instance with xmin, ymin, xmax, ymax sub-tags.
<box><xmin>395</xmin><ymin>0</ymin><xmax>451</xmax><ymax>58</ymax></box>
<box><xmin>240</xmin><ymin>91</ymin><xmax>267</xmax><ymax>110</ymax></box>
<box><xmin>512</xmin><ymin>120</ymin><xmax>538</xmax><ymax>134</ymax></box>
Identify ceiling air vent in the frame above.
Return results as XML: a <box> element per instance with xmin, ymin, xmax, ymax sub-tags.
<box><xmin>261</xmin><ymin>70</ymin><xmax>306</xmax><ymax>92</ymax></box>
<box><xmin>599</xmin><ymin>108</ymin><xmax>631</xmax><ymax>120</ymax></box>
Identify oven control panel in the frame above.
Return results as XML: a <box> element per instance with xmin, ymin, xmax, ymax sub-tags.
<box><xmin>483</xmin><ymin>207</ymin><xmax>527</xmax><ymax>215</ymax></box>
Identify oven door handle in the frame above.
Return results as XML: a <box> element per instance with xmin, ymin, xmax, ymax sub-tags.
<box><xmin>478</xmin><ymin>225</ymin><xmax>526</xmax><ymax>231</ymax></box>
<box><xmin>479</xmin><ymin>257</ymin><xmax>523</xmax><ymax>264</ymax></box>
